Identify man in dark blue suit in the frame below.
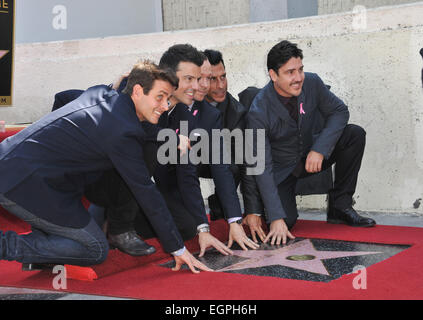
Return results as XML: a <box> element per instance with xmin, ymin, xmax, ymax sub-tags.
<box><xmin>195</xmin><ymin>49</ymin><xmax>265</xmax><ymax>245</ymax></box>
<box><xmin>0</xmin><ymin>61</ymin><xmax>212</xmax><ymax>273</ymax></box>
<box><xmin>247</xmin><ymin>40</ymin><xmax>376</xmax><ymax>246</ymax></box>
<box><xmin>164</xmin><ymin>50</ymin><xmax>259</xmax><ymax>251</ymax></box>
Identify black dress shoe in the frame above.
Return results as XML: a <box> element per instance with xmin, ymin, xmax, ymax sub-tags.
<box><xmin>108</xmin><ymin>231</ymin><xmax>156</xmax><ymax>256</ymax></box>
<box><xmin>327</xmin><ymin>207</ymin><xmax>376</xmax><ymax>227</ymax></box>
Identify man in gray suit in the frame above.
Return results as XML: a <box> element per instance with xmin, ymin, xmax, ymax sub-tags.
<box><xmin>247</xmin><ymin>40</ymin><xmax>376</xmax><ymax>246</ymax></box>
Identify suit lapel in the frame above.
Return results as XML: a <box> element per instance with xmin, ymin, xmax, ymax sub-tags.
<box><xmin>265</xmin><ymin>82</ymin><xmax>291</xmax><ymax>122</ymax></box>
<box><xmin>224</xmin><ymin>94</ymin><xmax>246</xmax><ymax>130</ymax></box>
<box><xmin>158</xmin><ymin>109</ymin><xmax>169</xmax><ymax>128</ymax></box>
<box><xmin>191</xmin><ymin>102</ymin><xmax>201</xmax><ymax>131</ymax></box>
<box><xmin>215</xmin><ymin>96</ymin><xmax>226</xmax><ymax>126</ymax></box>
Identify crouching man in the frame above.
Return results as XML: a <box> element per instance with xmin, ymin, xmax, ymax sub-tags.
<box><xmin>0</xmin><ymin>61</ymin><xmax>212</xmax><ymax>274</ymax></box>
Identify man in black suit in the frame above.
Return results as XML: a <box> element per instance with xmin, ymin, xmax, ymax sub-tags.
<box><xmin>169</xmin><ymin>51</ymin><xmax>259</xmax><ymax>251</ymax></box>
<box><xmin>199</xmin><ymin>49</ymin><xmax>266</xmax><ymax>244</ymax></box>
<box><xmin>247</xmin><ymin>40</ymin><xmax>376</xmax><ymax>246</ymax></box>
<box><xmin>0</xmin><ymin>61</ymin><xmax>212</xmax><ymax>273</ymax></box>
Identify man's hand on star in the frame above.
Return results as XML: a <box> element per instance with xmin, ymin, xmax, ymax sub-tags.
<box><xmin>243</xmin><ymin>214</ymin><xmax>266</xmax><ymax>243</ymax></box>
<box><xmin>173</xmin><ymin>249</ymin><xmax>214</xmax><ymax>274</ymax></box>
<box><xmin>227</xmin><ymin>222</ymin><xmax>260</xmax><ymax>251</ymax></box>
<box><xmin>198</xmin><ymin>231</ymin><xmax>233</xmax><ymax>257</ymax></box>
<box><xmin>264</xmin><ymin>219</ymin><xmax>295</xmax><ymax>246</ymax></box>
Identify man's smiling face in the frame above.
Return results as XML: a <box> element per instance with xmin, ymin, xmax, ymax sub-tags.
<box><xmin>173</xmin><ymin>61</ymin><xmax>201</xmax><ymax>105</ymax></box>
<box><xmin>207</xmin><ymin>62</ymin><xmax>227</xmax><ymax>103</ymax></box>
<box><xmin>132</xmin><ymin>80</ymin><xmax>174</xmax><ymax>124</ymax></box>
<box><xmin>270</xmin><ymin>57</ymin><xmax>305</xmax><ymax>98</ymax></box>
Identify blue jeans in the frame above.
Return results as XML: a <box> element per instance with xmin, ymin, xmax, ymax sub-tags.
<box><xmin>0</xmin><ymin>194</ymin><xmax>109</xmax><ymax>266</ymax></box>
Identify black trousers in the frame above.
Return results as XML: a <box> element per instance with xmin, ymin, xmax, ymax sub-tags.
<box><xmin>133</xmin><ymin>186</ymin><xmax>198</xmax><ymax>241</ymax></box>
<box><xmin>84</xmin><ymin>146</ymin><xmax>199</xmax><ymax>241</ymax></box>
<box><xmin>87</xmin><ymin>175</ymin><xmax>198</xmax><ymax>241</ymax></box>
<box><xmin>198</xmin><ymin>163</ymin><xmax>241</xmax><ymax>220</ymax></box>
<box><xmin>83</xmin><ymin>142</ymin><xmax>164</xmax><ymax>236</ymax></box>
<box><xmin>278</xmin><ymin>124</ymin><xmax>366</xmax><ymax>229</ymax></box>
<box><xmin>84</xmin><ymin>168</ymin><xmax>135</xmax><ymax>235</ymax></box>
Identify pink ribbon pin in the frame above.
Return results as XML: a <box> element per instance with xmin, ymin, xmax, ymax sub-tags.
<box><xmin>193</xmin><ymin>110</ymin><xmax>198</xmax><ymax>116</ymax></box>
<box><xmin>175</xmin><ymin>129</ymin><xmax>179</xmax><ymax>134</ymax></box>
<box><xmin>300</xmin><ymin>103</ymin><xmax>306</xmax><ymax>115</ymax></box>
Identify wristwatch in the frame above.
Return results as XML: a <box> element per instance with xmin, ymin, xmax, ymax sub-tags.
<box><xmin>230</xmin><ymin>218</ymin><xmax>243</xmax><ymax>225</ymax></box>
<box><xmin>197</xmin><ymin>224</ymin><xmax>210</xmax><ymax>234</ymax></box>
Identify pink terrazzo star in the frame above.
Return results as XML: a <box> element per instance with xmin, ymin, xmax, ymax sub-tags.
<box><xmin>218</xmin><ymin>239</ymin><xmax>381</xmax><ymax>276</ymax></box>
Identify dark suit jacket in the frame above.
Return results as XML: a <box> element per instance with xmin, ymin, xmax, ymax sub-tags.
<box><xmin>153</xmin><ymin>106</ymin><xmax>208</xmax><ymax>227</ymax></box>
<box><xmin>239</xmin><ymin>87</ymin><xmax>333</xmax><ymax>196</ymax></box>
<box><xmin>213</xmin><ymin>93</ymin><xmax>264</xmax><ymax>214</ymax></box>
<box><xmin>0</xmin><ymin>85</ymin><xmax>184</xmax><ymax>253</ymax></box>
<box><xmin>174</xmin><ymin>101</ymin><xmax>244</xmax><ymax>220</ymax></box>
<box><xmin>247</xmin><ymin>73</ymin><xmax>349</xmax><ymax>223</ymax></box>
<box><xmin>52</xmin><ymin>89</ymin><xmax>84</xmax><ymax>111</ymax></box>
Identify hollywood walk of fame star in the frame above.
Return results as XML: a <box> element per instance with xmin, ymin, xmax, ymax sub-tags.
<box><xmin>0</xmin><ymin>50</ymin><xmax>9</xmax><ymax>61</ymax></box>
<box><xmin>217</xmin><ymin>239</ymin><xmax>382</xmax><ymax>276</ymax></box>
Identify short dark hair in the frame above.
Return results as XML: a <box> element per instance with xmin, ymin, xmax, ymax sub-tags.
<box><xmin>122</xmin><ymin>60</ymin><xmax>179</xmax><ymax>95</ymax></box>
<box><xmin>267</xmin><ymin>40</ymin><xmax>303</xmax><ymax>73</ymax></box>
<box><xmin>203</xmin><ymin>49</ymin><xmax>225</xmax><ymax>67</ymax></box>
<box><xmin>159</xmin><ymin>44</ymin><xmax>204</xmax><ymax>73</ymax></box>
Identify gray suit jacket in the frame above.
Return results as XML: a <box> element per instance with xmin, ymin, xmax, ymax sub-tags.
<box><xmin>247</xmin><ymin>72</ymin><xmax>349</xmax><ymax>222</ymax></box>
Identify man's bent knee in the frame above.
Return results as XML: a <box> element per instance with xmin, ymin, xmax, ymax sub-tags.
<box><xmin>346</xmin><ymin>124</ymin><xmax>366</xmax><ymax>140</ymax></box>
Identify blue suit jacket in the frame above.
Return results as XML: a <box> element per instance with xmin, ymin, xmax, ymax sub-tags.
<box><xmin>52</xmin><ymin>86</ymin><xmax>208</xmax><ymax>228</ymax></box>
<box><xmin>247</xmin><ymin>73</ymin><xmax>349</xmax><ymax>223</ymax></box>
<box><xmin>0</xmin><ymin>85</ymin><xmax>184</xmax><ymax>253</ymax></box>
